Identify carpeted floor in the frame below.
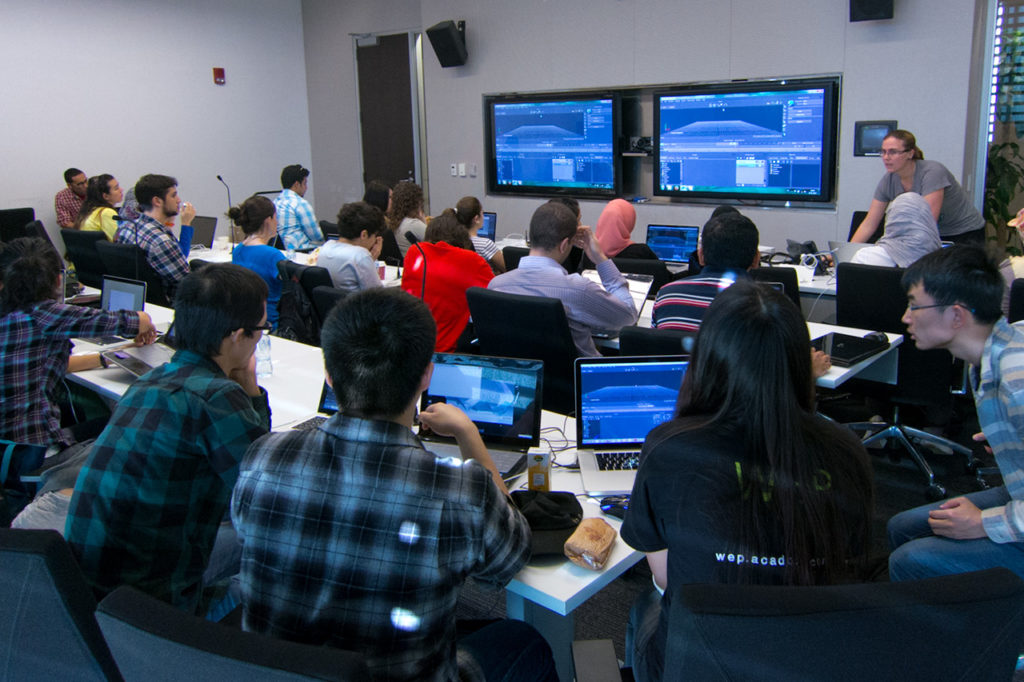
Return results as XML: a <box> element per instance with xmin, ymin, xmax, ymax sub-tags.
<box><xmin>457</xmin><ymin>390</ymin><xmax>1015</xmax><ymax>675</ymax></box>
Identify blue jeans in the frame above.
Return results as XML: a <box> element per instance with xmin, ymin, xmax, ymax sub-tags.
<box><xmin>888</xmin><ymin>485</ymin><xmax>1024</xmax><ymax>581</ymax></box>
<box><xmin>458</xmin><ymin>619</ymin><xmax>558</xmax><ymax>682</ymax></box>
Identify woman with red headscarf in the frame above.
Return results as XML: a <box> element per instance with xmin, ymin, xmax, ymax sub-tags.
<box><xmin>579</xmin><ymin>198</ymin><xmax>659</xmax><ymax>271</ymax></box>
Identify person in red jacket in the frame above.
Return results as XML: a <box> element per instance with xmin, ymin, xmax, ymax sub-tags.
<box><xmin>402</xmin><ymin>209</ymin><xmax>493</xmax><ymax>351</ymax></box>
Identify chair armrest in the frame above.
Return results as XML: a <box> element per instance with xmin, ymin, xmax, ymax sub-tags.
<box><xmin>572</xmin><ymin>639</ymin><xmax>623</xmax><ymax>682</ymax></box>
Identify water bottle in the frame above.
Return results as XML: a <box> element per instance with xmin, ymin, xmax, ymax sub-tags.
<box><xmin>256</xmin><ymin>335</ymin><xmax>273</xmax><ymax>378</ymax></box>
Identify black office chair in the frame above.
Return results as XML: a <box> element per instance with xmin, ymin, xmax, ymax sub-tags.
<box><xmin>95</xmin><ymin>241</ymin><xmax>171</xmax><ymax>307</ymax></box>
<box><xmin>1009</xmin><ymin>278</ymin><xmax>1024</xmax><ymax>323</ymax></box>
<box><xmin>0</xmin><ymin>207</ymin><xmax>35</xmax><ymax>242</ymax></box>
<box><xmin>466</xmin><ymin>287</ymin><xmax>578</xmax><ymax>415</ymax></box>
<box><xmin>574</xmin><ymin>568</ymin><xmax>1024</xmax><ymax>682</ymax></box>
<box><xmin>274</xmin><ymin>260</ymin><xmax>320</xmax><ymax>346</ymax></box>
<box><xmin>836</xmin><ymin>262</ymin><xmax>976</xmax><ymax>500</ymax></box>
<box><xmin>61</xmin><ymin>229</ymin><xmax>109</xmax><ymax>290</ymax></box>
<box><xmin>848</xmin><ymin>210</ymin><xmax>883</xmax><ymax>244</ymax></box>
<box><xmin>618</xmin><ymin>326</ymin><xmax>694</xmax><ymax>356</ymax></box>
<box><xmin>0</xmin><ymin>529</ymin><xmax>123</xmax><ymax>680</ymax></box>
<box><xmin>610</xmin><ymin>257</ymin><xmax>673</xmax><ymax>298</ymax></box>
<box><xmin>311</xmin><ymin>285</ymin><xmax>349</xmax><ymax>325</ymax></box>
<box><xmin>749</xmin><ymin>265</ymin><xmax>801</xmax><ymax>310</ymax></box>
<box><xmin>502</xmin><ymin>246</ymin><xmax>529</xmax><ymax>271</ymax></box>
<box><xmin>380</xmin><ymin>230</ymin><xmax>402</xmax><ymax>266</ymax></box>
<box><xmin>319</xmin><ymin>220</ymin><xmax>339</xmax><ymax>240</ymax></box>
<box><xmin>97</xmin><ymin>586</ymin><xmax>369</xmax><ymax>681</ymax></box>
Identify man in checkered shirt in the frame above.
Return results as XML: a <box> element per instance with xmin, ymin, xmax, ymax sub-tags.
<box><xmin>54</xmin><ymin>167</ymin><xmax>87</xmax><ymax>228</ymax></box>
<box><xmin>273</xmin><ymin>163</ymin><xmax>323</xmax><ymax>250</ymax></box>
<box><xmin>232</xmin><ymin>288</ymin><xmax>556</xmax><ymax>682</ymax></box>
<box><xmin>115</xmin><ymin>174</ymin><xmax>195</xmax><ymax>299</ymax></box>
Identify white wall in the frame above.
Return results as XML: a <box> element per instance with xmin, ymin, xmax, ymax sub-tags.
<box><xmin>302</xmin><ymin>0</ymin><xmax>979</xmax><ymax>249</ymax></box>
<box><xmin>0</xmin><ymin>0</ymin><xmax>312</xmax><ymax>248</ymax></box>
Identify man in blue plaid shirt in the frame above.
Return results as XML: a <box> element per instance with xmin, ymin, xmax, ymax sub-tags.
<box><xmin>273</xmin><ymin>164</ymin><xmax>323</xmax><ymax>250</ymax></box>
<box><xmin>889</xmin><ymin>246</ymin><xmax>1024</xmax><ymax>581</ymax></box>
<box><xmin>66</xmin><ymin>264</ymin><xmax>272</xmax><ymax>614</ymax></box>
<box><xmin>232</xmin><ymin>288</ymin><xmax>556</xmax><ymax>682</ymax></box>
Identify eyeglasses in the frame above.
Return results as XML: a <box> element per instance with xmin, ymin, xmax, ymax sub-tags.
<box><xmin>880</xmin><ymin>148</ymin><xmax>910</xmax><ymax>158</ymax></box>
<box><xmin>906</xmin><ymin>302</ymin><xmax>976</xmax><ymax>314</ymax></box>
<box><xmin>245</xmin><ymin>322</ymin><xmax>273</xmax><ymax>334</ymax></box>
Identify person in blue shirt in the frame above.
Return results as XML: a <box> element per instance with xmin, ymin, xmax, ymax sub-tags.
<box><xmin>273</xmin><ymin>164</ymin><xmax>323</xmax><ymax>250</ymax></box>
<box><xmin>231</xmin><ymin>195</ymin><xmax>286</xmax><ymax>328</ymax></box>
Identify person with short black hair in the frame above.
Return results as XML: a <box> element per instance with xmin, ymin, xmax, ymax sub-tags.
<box><xmin>652</xmin><ymin>211</ymin><xmax>760</xmax><ymax>331</ymax></box>
<box><xmin>232</xmin><ymin>288</ymin><xmax>555</xmax><ymax>681</ymax></box>
<box><xmin>117</xmin><ymin>173</ymin><xmax>195</xmax><ymax>299</ymax></box>
<box><xmin>316</xmin><ymin>201</ymin><xmax>386</xmax><ymax>294</ymax></box>
<box><xmin>274</xmin><ymin>163</ymin><xmax>323</xmax><ymax>250</ymax></box>
<box><xmin>402</xmin><ymin>208</ymin><xmax>493</xmax><ymax>351</ymax></box>
<box><xmin>65</xmin><ymin>264</ymin><xmax>272</xmax><ymax>614</ymax></box>
<box><xmin>0</xmin><ymin>238</ymin><xmax>155</xmax><ymax>448</ymax></box>
<box><xmin>55</xmin><ymin>167</ymin><xmax>87</xmax><ymax>228</ymax></box>
<box><xmin>230</xmin><ymin>195</ymin><xmax>287</xmax><ymax>328</ymax></box>
<box><xmin>488</xmin><ymin>201</ymin><xmax>638</xmax><ymax>356</ymax></box>
<box><xmin>887</xmin><ymin>245</ymin><xmax>1024</xmax><ymax>580</ymax></box>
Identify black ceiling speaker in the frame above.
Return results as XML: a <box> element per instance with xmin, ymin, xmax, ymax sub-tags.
<box><xmin>426</xmin><ymin>20</ymin><xmax>467</xmax><ymax>67</ymax></box>
<box><xmin>850</xmin><ymin>0</ymin><xmax>894</xmax><ymax>22</ymax></box>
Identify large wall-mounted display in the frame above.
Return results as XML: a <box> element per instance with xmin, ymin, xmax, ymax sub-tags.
<box><xmin>484</xmin><ymin>92</ymin><xmax>620</xmax><ymax>199</ymax></box>
<box><xmin>654</xmin><ymin>77</ymin><xmax>840</xmax><ymax>204</ymax></box>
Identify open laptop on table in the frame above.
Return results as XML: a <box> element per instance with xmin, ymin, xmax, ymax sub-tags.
<box><xmin>812</xmin><ymin>331</ymin><xmax>890</xmax><ymax>367</ymax></box>
<box><xmin>79</xmin><ymin>276</ymin><xmax>147</xmax><ymax>346</ymax></box>
<box><xmin>418</xmin><ymin>353</ymin><xmax>544</xmax><ymax>480</ymax></box>
<box><xmin>479</xmin><ymin>212</ymin><xmax>497</xmax><ymax>241</ymax></box>
<box><xmin>645</xmin><ymin>224</ymin><xmax>700</xmax><ymax>264</ymax></box>
<box><xmin>576</xmin><ymin>355</ymin><xmax>689</xmax><ymax>496</ymax></box>
<box><xmin>190</xmin><ymin>216</ymin><xmax>218</xmax><ymax>249</ymax></box>
<box><xmin>290</xmin><ymin>381</ymin><xmax>340</xmax><ymax>431</ymax></box>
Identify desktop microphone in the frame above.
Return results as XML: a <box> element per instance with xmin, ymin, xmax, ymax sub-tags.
<box><xmin>407</xmin><ymin>232</ymin><xmax>427</xmax><ymax>301</ymax></box>
<box><xmin>217</xmin><ymin>175</ymin><xmax>234</xmax><ymax>247</ymax></box>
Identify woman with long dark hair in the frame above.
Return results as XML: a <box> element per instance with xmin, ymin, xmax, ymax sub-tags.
<box><xmin>386</xmin><ymin>181</ymin><xmax>426</xmax><ymax>256</ymax></box>
<box><xmin>454</xmin><ymin>195</ymin><xmax>505</xmax><ymax>273</ymax></box>
<box><xmin>74</xmin><ymin>174</ymin><xmax>123</xmax><ymax>239</ymax></box>
<box><xmin>622</xmin><ymin>280</ymin><xmax>873</xmax><ymax>681</ymax></box>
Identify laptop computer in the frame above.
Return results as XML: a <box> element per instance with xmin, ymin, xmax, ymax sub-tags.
<box><xmin>479</xmin><ymin>212</ymin><xmax>497</xmax><ymax>241</ymax></box>
<box><xmin>828</xmin><ymin>240</ymin><xmax>872</xmax><ymax>265</ymax></box>
<box><xmin>101</xmin><ymin>341</ymin><xmax>176</xmax><ymax>377</ymax></box>
<box><xmin>575</xmin><ymin>355</ymin><xmax>689</xmax><ymax>495</ymax></box>
<box><xmin>290</xmin><ymin>381</ymin><xmax>340</xmax><ymax>431</ymax></box>
<box><xmin>418</xmin><ymin>353</ymin><xmax>543</xmax><ymax>480</ymax></box>
<box><xmin>644</xmin><ymin>224</ymin><xmax>700</xmax><ymax>263</ymax></box>
<box><xmin>80</xmin><ymin>276</ymin><xmax>148</xmax><ymax>345</ymax></box>
<box><xmin>190</xmin><ymin>216</ymin><xmax>218</xmax><ymax>249</ymax></box>
<box><xmin>812</xmin><ymin>332</ymin><xmax>889</xmax><ymax>367</ymax></box>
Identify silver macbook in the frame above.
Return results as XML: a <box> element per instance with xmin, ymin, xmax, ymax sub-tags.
<box><xmin>645</xmin><ymin>224</ymin><xmax>700</xmax><ymax>264</ymax></box>
<box><xmin>80</xmin><ymin>276</ymin><xmax>147</xmax><ymax>346</ymax></box>
<box><xmin>575</xmin><ymin>355</ymin><xmax>689</xmax><ymax>495</ymax></box>
<box><xmin>190</xmin><ymin>216</ymin><xmax>218</xmax><ymax>249</ymax></box>
<box><xmin>418</xmin><ymin>353</ymin><xmax>543</xmax><ymax>480</ymax></box>
<box><xmin>101</xmin><ymin>342</ymin><xmax>176</xmax><ymax>377</ymax></box>
<box><xmin>828</xmin><ymin>240</ymin><xmax>872</xmax><ymax>265</ymax></box>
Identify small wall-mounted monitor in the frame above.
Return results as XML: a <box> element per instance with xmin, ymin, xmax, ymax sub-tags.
<box><xmin>654</xmin><ymin>76</ymin><xmax>841</xmax><ymax>205</ymax></box>
<box><xmin>854</xmin><ymin>120</ymin><xmax>898</xmax><ymax>157</ymax></box>
<box><xmin>484</xmin><ymin>92</ymin><xmax>620</xmax><ymax>198</ymax></box>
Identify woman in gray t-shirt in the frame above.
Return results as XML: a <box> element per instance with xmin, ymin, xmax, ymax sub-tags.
<box><xmin>851</xmin><ymin>129</ymin><xmax>984</xmax><ymax>244</ymax></box>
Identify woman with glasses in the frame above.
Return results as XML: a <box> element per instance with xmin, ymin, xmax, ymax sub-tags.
<box><xmin>851</xmin><ymin>129</ymin><xmax>984</xmax><ymax>245</ymax></box>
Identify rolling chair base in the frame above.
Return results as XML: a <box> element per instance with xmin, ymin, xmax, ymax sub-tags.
<box><xmin>846</xmin><ymin>418</ymin><xmax>978</xmax><ymax>501</ymax></box>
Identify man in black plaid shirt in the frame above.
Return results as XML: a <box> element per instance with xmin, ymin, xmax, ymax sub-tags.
<box><xmin>232</xmin><ymin>288</ymin><xmax>556</xmax><ymax>682</ymax></box>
